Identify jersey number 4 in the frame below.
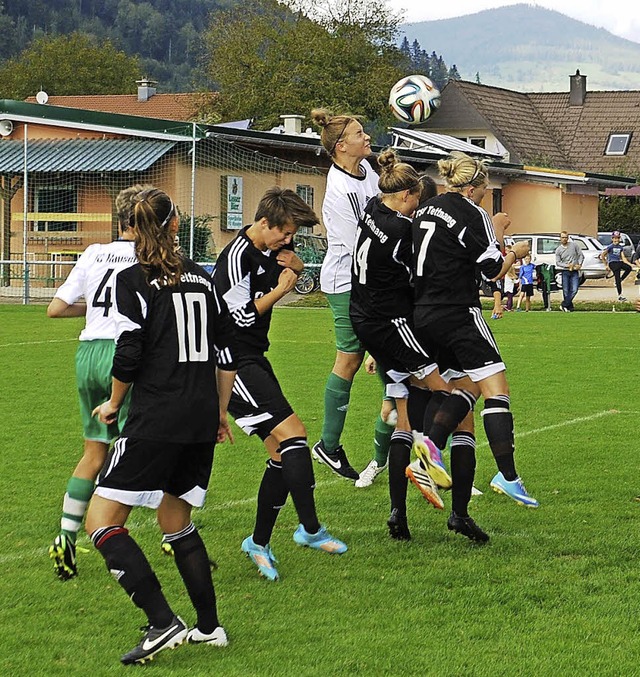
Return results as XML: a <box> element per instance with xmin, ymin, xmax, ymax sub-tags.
<box><xmin>92</xmin><ymin>268</ymin><xmax>115</xmax><ymax>317</ymax></box>
<box><xmin>173</xmin><ymin>292</ymin><xmax>209</xmax><ymax>362</ymax></box>
<box><xmin>353</xmin><ymin>228</ymin><xmax>372</xmax><ymax>284</ymax></box>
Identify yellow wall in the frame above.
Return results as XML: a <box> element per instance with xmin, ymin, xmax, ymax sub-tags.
<box><xmin>502</xmin><ymin>182</ymin><xmax>598</xmax><ymax>236</ymax></box>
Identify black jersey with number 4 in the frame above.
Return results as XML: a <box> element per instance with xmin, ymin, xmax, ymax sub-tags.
<box><xmin>213</xmin><ymin>226</ymin><xmax>293</xmax><ymax>357</ymax></box>
<box><xmin>112</xmin><ymin>257</ymin><xmax>237</xmax><ymax>444</ymax></box>
<box><xmin>412</xmin><ymin>192</ymin><xmax>503</xmax><ymax>322</ymax></box>
<box><xmin>350</xmin><ymin>197</ymin><xmax>414</xmax><ymax>321</ymax></box>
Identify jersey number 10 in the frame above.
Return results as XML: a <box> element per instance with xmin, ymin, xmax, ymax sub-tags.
<box><xmin>172</xmin><ymin>292</ymin><xmax>209</xmax><ymax>362</ymax></box>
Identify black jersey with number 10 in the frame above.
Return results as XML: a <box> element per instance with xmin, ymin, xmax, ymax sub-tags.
<box><xmin>412</xmin><ymin>192</ymin><xmax>503</xmax><ymax>322</ymax></box>
<box><xmin>112</xmin><ymin>257</ymin><xmax>237</xmax><ymax>444</ymax></box>
<box><xmin>349</xmin><ymin>197</ymin><xmax>414</xmax><ymax>321</ymax></box>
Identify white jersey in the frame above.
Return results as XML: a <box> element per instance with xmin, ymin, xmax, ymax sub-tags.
<box><xmin>320</xmin><ymin>159</ymin><xmax>379</xmax><ymax>294</ymax></box>
<box><xmin>54</xmin><ymin>240</ymin><xmax>137</xmax><ymax>341</ymax></box>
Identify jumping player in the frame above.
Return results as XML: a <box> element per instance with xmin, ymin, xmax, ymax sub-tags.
<box><xmin>213</xmin><ymin>187</ymin><xmax>346</xmax><ymax>582</ymax></box>
<box><xmin>349</xmin><ymin>149</ymin><xmax>478</xmax><ymax>540</ymax></box>
<box><xmin>47</xmin><ymin>184</ymin><xmax>150</xmax><ymax>580</ymax></box>
<box><xmin>310</xmin><ymin>108</ymin><xmax>394</xmax><ymax>487</ymax></box>
<box><xmin>412</xmin><ymin>152</ymin><xmax>539</xmax><ymax>523</ymax></box>
<box><xmin>89</xmin><ymin>187</ymin><xmax>237</xmax><ymax>664</ymax></box>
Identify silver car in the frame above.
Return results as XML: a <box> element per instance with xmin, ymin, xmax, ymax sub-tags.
<box><xmin>510</xmin><ymin>233</ymin><xmax>607</xmax><ymax>285</ymax></box>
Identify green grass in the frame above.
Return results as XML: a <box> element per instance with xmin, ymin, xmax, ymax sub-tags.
<box><xmin>2</xmin><ymin>304</ymin><xmax>640</xmax><ymax>676</ymax></box>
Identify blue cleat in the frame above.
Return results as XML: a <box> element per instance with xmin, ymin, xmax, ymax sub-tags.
<box><xmin>412</xmin><ymin>432</ymin><xmax>452</xmax><ymax>489</ymax></box>
<box><xmin>490</xmin><ymin>472</ymin><xmax>539</xmax><ymax>508</ymax></box>
<box><xmin>293</xmin><ymin>525</ymin><xmax>347</xmax><ymax>554</ymax></box>
<box><xmin>241</xmin><ymin>536</ymin><xmax>279</xmax><ymax>581</ymax></box>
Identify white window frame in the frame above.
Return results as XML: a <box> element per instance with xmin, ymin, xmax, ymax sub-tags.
<box><xmin>605</xmin><ymin>133</ymin><xmax>632</xmax><ymax>156</ymax></box>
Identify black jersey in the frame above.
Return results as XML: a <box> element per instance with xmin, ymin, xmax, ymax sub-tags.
<box><xmin>112</xmin><ymin>257</ymin><xmax>237</xmax><ymax>444</ymax></box>
<box><xmin>350</xmin><ymin>196</ymin><xmax>414</xmax><ymax>321</ymax></box>
<box><xmin>213</xmin><ymin>226</ymin><xmax>292</xmax><ymax>356</ymax></box>
<box><xmin>412</xmin><ymin>192</ymin><xmax>503</xmax><ymax>322</ymax></box>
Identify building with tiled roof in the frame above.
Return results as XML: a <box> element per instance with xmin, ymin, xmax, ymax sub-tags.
<box><xmin>426</xmin><ymin>71</ymin><xmax>640</xmax><ymax>177</ymax></box>
<box><xmin>25</xmin><ymin>79</ymin><xmax>217</xmax><ymax>123</ymax></box>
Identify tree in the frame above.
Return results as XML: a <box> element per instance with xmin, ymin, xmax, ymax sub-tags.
<box><xmin>201</xmin><ymin>0</ymin><xmax>408</xmax><ymax>130</ymax></box>
<box><xmin>0</xmin><ymin>33</ymin><xmax>140</xmax><ymax>98</ymax></box>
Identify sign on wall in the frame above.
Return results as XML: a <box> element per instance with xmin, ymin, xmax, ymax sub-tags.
<box><xmin>221</xmin><ymin>175</ymin><xmax>243</xmax><ymax>230</ymax></box>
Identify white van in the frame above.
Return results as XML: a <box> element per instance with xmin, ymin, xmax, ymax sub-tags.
<box><xmin>509</xmin><ymin>233</ymin><xmax>607</xmax><ymax>284</ymax></box>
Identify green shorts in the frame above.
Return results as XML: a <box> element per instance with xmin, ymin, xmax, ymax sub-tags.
<box><xmin>326</xmin><ymin>291</ymin><xmax>363</xmax><ymax>354</ymax></box>
<box><xmin>75</xmin><ymin>340</ymin><xmax>130</xmax><ymax>443</ymax></box>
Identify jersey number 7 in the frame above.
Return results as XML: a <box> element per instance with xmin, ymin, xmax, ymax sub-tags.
<box><xmin>415</xmin><ymin>221</ymin><xmax>436</xmax><ymax>277</ymax></box>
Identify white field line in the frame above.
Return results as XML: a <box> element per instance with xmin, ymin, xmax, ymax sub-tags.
<box><xmin>476</xmin><ymin>408</ymin><xmax>620</xmax><ymax>449</ymax></box>
<box><xmin>0</xmin><ymin>338</ymin><xmax>76</xmax><ymax>348</ymax></box>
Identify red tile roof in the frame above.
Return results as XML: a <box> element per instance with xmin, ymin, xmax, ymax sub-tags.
<box><xmin>430</xmin><ymin>79</ymin><xmax>640</xmax><ymax>176</ymax></box>
<box><xmin>24</xmin><ymin>92</ymin><xmax>218</xmax><ymax>122</ymax></box>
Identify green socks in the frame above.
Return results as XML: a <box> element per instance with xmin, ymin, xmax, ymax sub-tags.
<box><xmin>61</xmin><ymin>476</ymin><xmax>95</xmax><ymax>544</ymax></box>
<box><xmin>321</xmin><ymin>372</ymin><xmax>352</xmax><ymax>451</ymax></box>
<box><xmin>374</xmin><ymin>414</ymin><xmax>394</xmax><ymax>466</ymax></box>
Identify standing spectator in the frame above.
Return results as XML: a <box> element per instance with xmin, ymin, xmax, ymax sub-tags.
<box><xmin>47</xmin><ymin>185</ymin><xmax>147</xmax><ymax>580</ymax></box>
<box><xmin>555</xmin><ymin>231</ymin><xmax>584</xmax><ymax>312</ymax></box>
<box><xmin>213</xmin><ymin>187</ymin><xmax>347</xmax><ymax>582</ymax></box>
<box><xmin>88</xmin><ymin>187</ymin><xmax>237</xmax><ymax>664</ymax></box>
<box><xmin>536</xmin><ymin>263</ymin><xmax>555</xmax><ymax>311</ymax></box>
<box><xmin>502</xmin><ymin>258</ymin><xmax>518</xmax><ymax>311</ymax></box>
<box><xmin>600</xmin><ymin>230</ymin><xmax>634</xmax><ymax>301</ymax></box>
<box><xmin>516</xmin><ymin>254</ymin><xmax>536</xmax><ymax>312</ymax></box>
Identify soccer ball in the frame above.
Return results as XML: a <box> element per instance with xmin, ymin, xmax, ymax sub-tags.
<box><xmin>388</xmin><ymin>75</ymin><xmax>441</xmax><ymax>125</ymax></box>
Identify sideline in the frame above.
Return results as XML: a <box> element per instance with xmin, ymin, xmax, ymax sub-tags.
<box><xmin>0</xmin><ymin>338</ymin><xmax>76</xmax><ymax>348</ymax></box>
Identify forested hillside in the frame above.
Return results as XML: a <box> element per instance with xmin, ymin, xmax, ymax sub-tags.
<box><xmin>0</xmin><ymin>0</ymin><xmax>229</xmax><ymax>91</ymax></box>
<box><xmin>403</xmin><ymin>3</ymin><xmax>640</xmax><ymax>91</ymax></box>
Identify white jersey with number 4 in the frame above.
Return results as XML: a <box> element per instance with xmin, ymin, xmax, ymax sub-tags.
<box><xmin>54</xmin><ymin>240</ymin><xmax>137</xmax><ymax>341</ymax></box>
<box><xmin>320</xmin><ymin>159</ymin><xmax>379</xmax><ymax>295</ymax></box>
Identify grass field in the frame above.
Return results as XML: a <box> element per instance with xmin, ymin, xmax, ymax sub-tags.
<box><xmin>2</xmin><ymin>304</ymin><xmax>640</xmax><ymax>676</ymax></box>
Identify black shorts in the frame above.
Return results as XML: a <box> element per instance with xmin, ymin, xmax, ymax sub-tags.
<box><xmin>229</xmin><ymin>354</ymin><xmax>294</xmax><ymax>440</ymax></box>
<box><xmin>415</xmin><ymin>306</ymin><xmax>505</xmax><ymax>383</ymax></box>
<box><xmin>352</xmin><ymin>315</ymin><xmax>437</xmax><ymax>397</ymax></box>
<box><xmin>95</xmin><ymin>437</ymin><xmax>214</xmax><ymax>508</ymax></box>
<box><xmin>521</xmin><ymin>283</ymin><xmax>534</xmax><ymax>297</ymax></box>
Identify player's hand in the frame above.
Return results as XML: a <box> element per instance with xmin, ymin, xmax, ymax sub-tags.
<box><xmin>217</xmin><ymin>414</ymin><xmax>234</xmax><ymax>444</ymax></box>
<box><xmin>277</xmin><ymin>249</ymin><xmax>304</xmax><ymax>274</ymax></box>
<box><xmin>92</xmin><ymin>400</ymin><xmax>119</xmax><ymax>424</ymax></box>
<box><xmin>277</xmin><ymin>267</ymin><xmax>298</xmax><ymax>294</ymax></box>
<box><xmin>492</xmin><ymin>212</ymin><xmax>511</xmax><ymax>233</ymax></box>
<box><xmin>512</xmin><ymin>241</ymin><xmax>530</xmax><ymax>259</ymax></box>
<box><xmin>364</xmin><ymin>355</ymin><xmax>377</xmax><ymax>374</ymax></box>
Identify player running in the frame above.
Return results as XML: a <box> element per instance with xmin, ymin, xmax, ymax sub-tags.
<box><xmin>213</xmin><ymin>187</ymin><xmax>347</xmax><ymax>582</ymax></box>
<box><xmin>89</xmin><ymin>187</ymin><xmax>237</xmax><ymax>664</ymax></box>
<box><xmin>47</xmin><ymin>185</ymin><xmax>149</xmax><ymax>580</ymax></box>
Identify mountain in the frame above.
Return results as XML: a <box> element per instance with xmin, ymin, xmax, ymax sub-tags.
<box><xmin>402</xmin><ymin>4</ymin><xmax>640</xmax><ymax>92</ymax></box>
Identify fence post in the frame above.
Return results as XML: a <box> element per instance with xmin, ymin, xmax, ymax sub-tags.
<box><xmin>22</xmin><ymin>123</ymin><xmax>29</xmax><ymax>305</ymax></box>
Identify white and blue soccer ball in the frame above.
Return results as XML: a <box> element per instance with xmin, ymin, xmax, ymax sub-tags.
<box><xmin>389</xmin><ymin>75</ymin><xmax>441</xmax><ymax>125</ymax></box>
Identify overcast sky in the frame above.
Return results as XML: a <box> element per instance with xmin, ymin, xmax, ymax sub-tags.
<box><xmin>392</xmin><ymin>0</ymin><xmax>640</xmax><ymax>44</ymax></box>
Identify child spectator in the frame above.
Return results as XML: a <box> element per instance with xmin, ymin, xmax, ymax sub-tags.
<box><xmin>516</xmin><ymin>255</ymin><xmax>535</xmax><ymax>312</ymax></box>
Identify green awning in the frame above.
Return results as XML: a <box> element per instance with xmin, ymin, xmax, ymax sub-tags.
<box><xmin>0</xmin><ymin>138</ymin><xmax>177</xmax><ymax>173</ymax></box>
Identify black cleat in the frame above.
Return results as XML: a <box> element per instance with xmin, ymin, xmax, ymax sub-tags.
<box><xmin>387</xmin><ymin>508</ymin><xmax>411</xmax><ymax>541</ymax></box>
<box><xmin>311</xmin><ymin>440</ymin><xmax>359</xmax><ymax>481</ymax></box>
<box><xmin>49</xmin><ymin>534</ymin><xmax>77</xmax><ymax>580</ymax></box>
<box><xmin>447</xmin><ymin>512</ymin><xmax>489</xmax><ymax>543</ymax></box>
<box><xmin>120</xmin><ymin>615</ymin><xmax>188</xmax><ymax>665</ymax></box>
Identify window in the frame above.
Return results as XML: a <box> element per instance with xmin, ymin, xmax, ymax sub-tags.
<box><xmin>33</xmin><ymin>187</ymin><xmax>77</xmax><ymax>232</ymax></box>
<box><xmin>296</xmin><ymin>184</ymin><xmax>314</xmax><ymax>208</ymax></box>
<box><xmin>538</xmin><ymin>238</ymin><xmax>560</xmax><ymax>255</ymax></box>
<box><xmin>469</xmin><ymin>137</ymin><xmax>486</xmax><ymax>149</ymax></box>
<box><xmin>605</xmin><ymin>133</ymin><xmax>632</xmax><ymax>156</ymax></box>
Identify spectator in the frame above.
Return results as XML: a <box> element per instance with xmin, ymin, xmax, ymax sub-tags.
<box><xmin>516</xmin><ymin>254</ymin><xmax>535</xmax><ymax>312</ymax></box>
<box><xmin>555</xmin><ymin>231</ymin><xmax>583</xmax><ymax>312</ymax></box>
<box><xmin>600</xmin><ymin>230</ymin><xmax>635</xmax><ymax>302</ymax></box>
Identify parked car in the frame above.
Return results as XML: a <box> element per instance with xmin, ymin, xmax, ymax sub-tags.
<box><xmin>597</xmin><ymin>231</ymin><xmax>634</xmax><ymax>261</ymax></box>
<box><xmin>510</xmin><ymin>233</ymin><xmax>607</xmax><ymax>285</ymax></box>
